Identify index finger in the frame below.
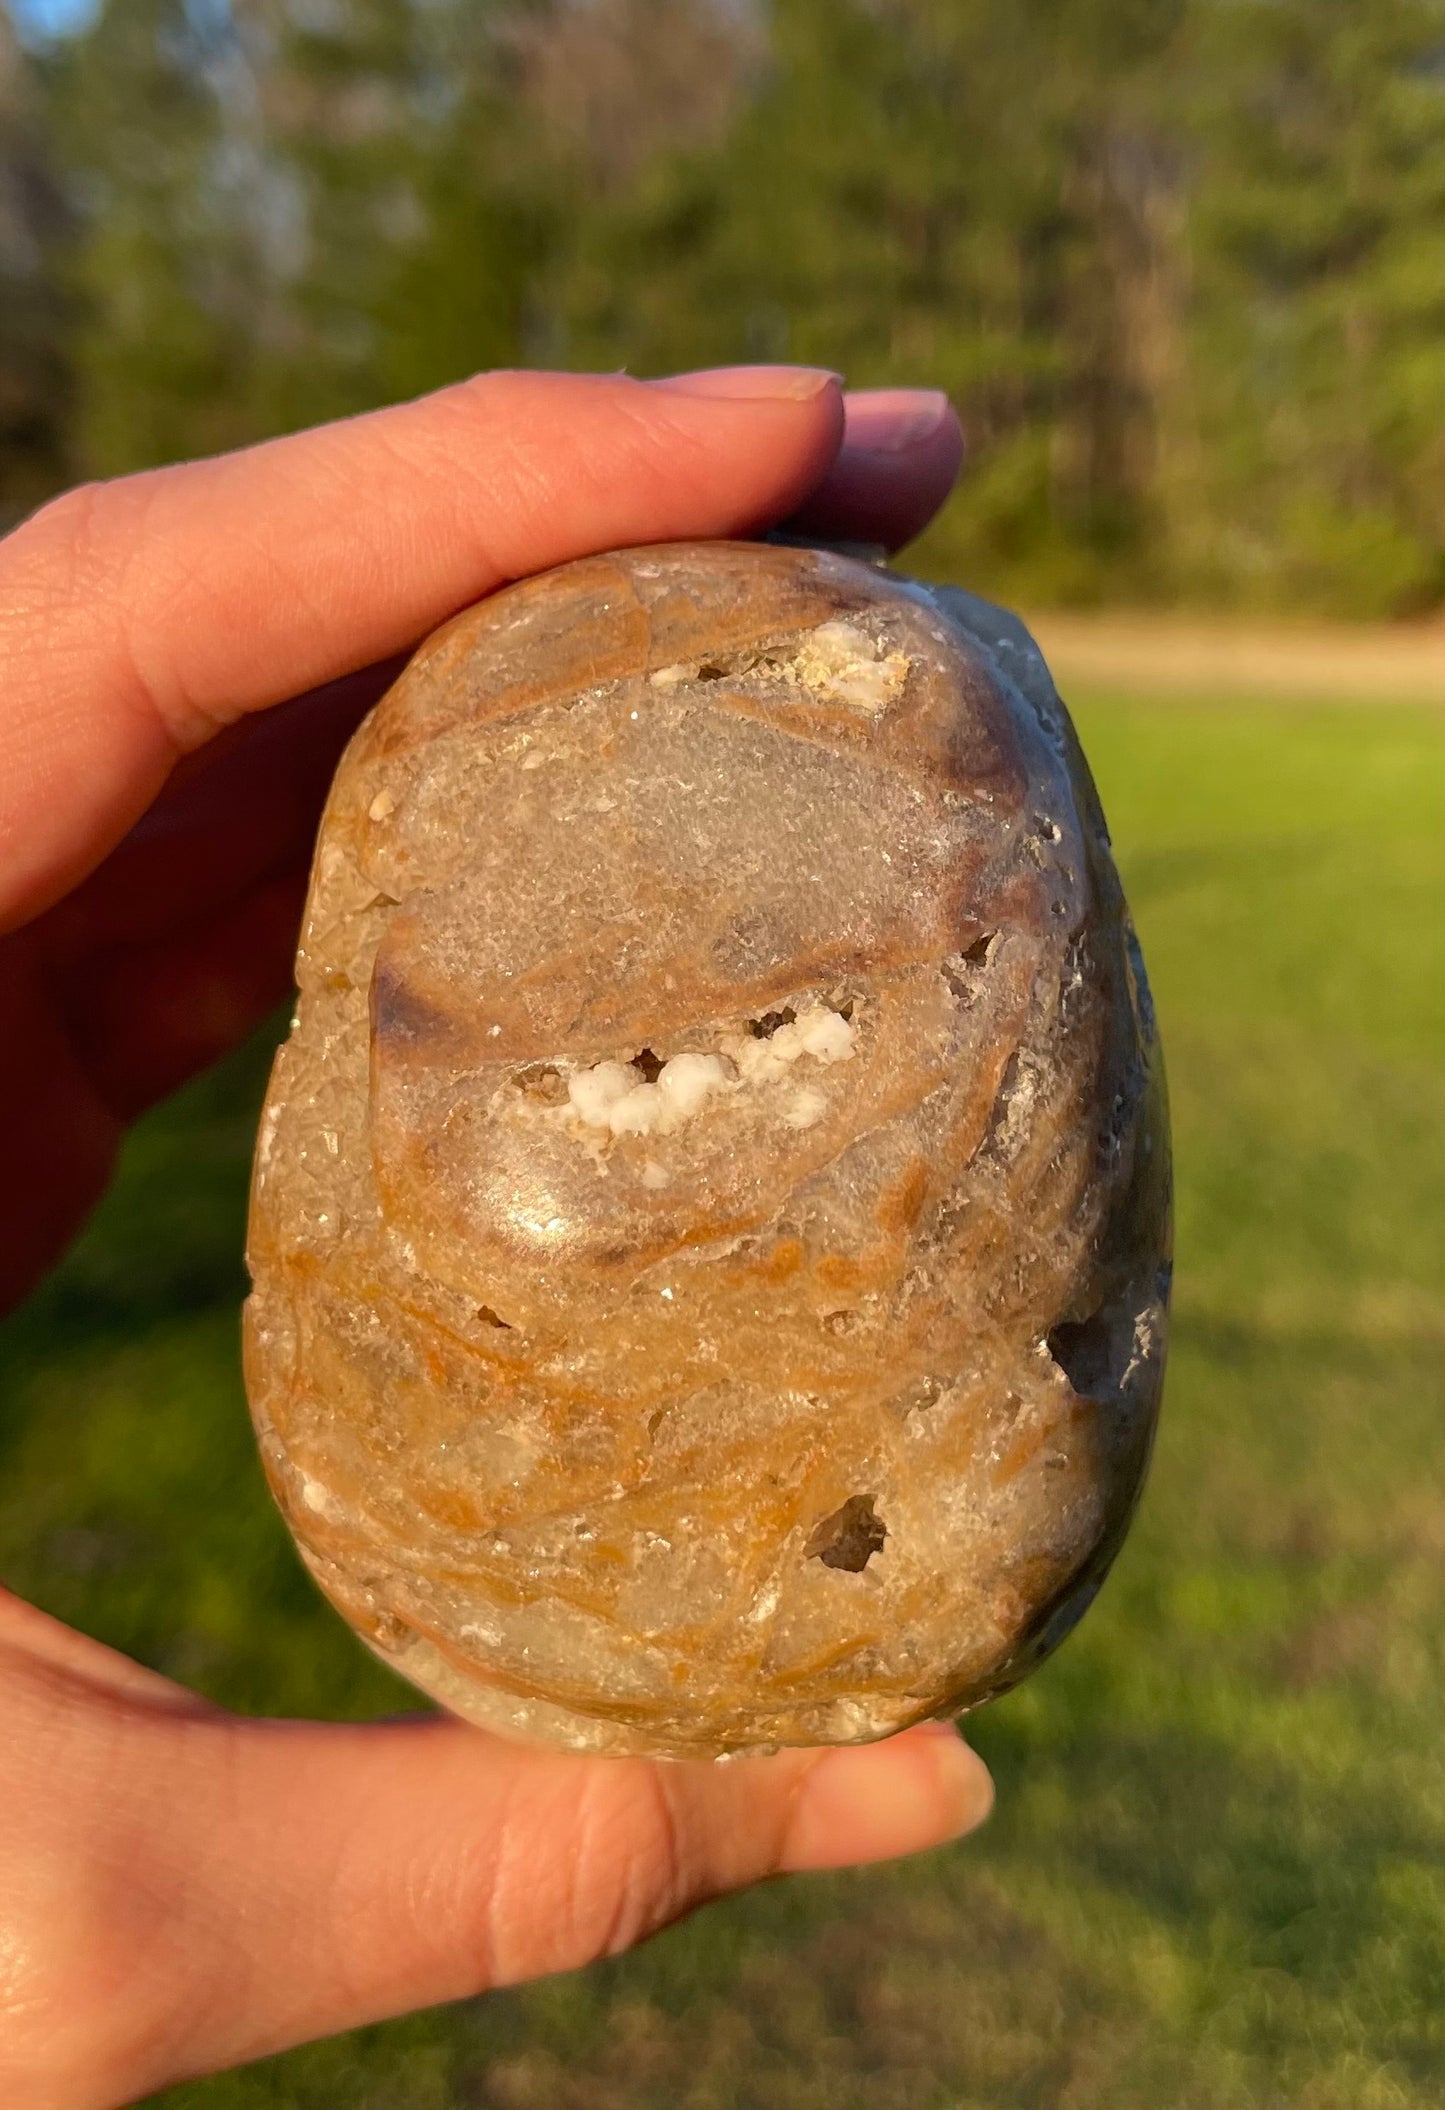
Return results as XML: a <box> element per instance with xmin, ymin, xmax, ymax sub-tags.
<box><xmin>0</xmin><ymin>366</ymin><xmax>846</xmax><ymax>930</ymax></box>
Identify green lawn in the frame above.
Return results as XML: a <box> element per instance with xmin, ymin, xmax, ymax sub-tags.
<box><xmin>2</xmin><ymin>693</ymin><xmax>1443</xmax><ymax>2109</ymax></box>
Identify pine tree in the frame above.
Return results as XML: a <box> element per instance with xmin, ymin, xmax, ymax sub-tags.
<box><xmin>43</xmin><ymin>0</ymin><xmax>272</xmax><ymax>473</ymax></box>
<box><xmin>550</xmin><ymin>0</ymin><xmax>1191</xmax><ymax>599</ymax></box>
<box><xmin>1181</xmin><ymin>0</ymin><xmax>1445</xmax><ymax>612</ymax></box>
<box><xmin>25</xmin><ymin>0</ymin><xmax>1445</xmax><ymax>612</ymax></box>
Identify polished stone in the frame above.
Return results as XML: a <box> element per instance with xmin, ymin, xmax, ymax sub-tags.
<box><xmin>244</xmin><ymin>542</ymin><xmax>1170</xmax><ymax>1758</ymax></box>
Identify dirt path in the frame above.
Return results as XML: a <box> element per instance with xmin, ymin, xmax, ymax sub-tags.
<box><xmin>1022</xmin><ymin>609</ymin><xmax>1445</xmax><ymax>704</ymax></box>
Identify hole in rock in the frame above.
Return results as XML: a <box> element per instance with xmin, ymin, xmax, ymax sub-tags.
<box><xmin>476</xmin><ymin>1305</ymin><xmax>513</xmax><ymax>1331</ymax></box>
<box><xmin>805</xmin><ymin>1494</ymin><xmax>888</xmax><ymax>1572</ymax></box>
<box><xmin>632</xmin><ymin>1047</ymin><xmax>665</xmax><ymax>1083</ymax></box>
<box><xmin>943</xmin><ymin>935</ymin><xmax>996</xmax><ymax>1000</ymax></box>
<box><xmin>1046</xmin><ymin>1309</ymin><xmax>1116</xmax><ymax>1399</ymax></box>
<box><xmin>514</xmin><ymin>1063</ymin><xmax>568</xmax><ymax>1106</ymax></box>
<box><xmin>982</xmin><ymin>1051</ymin><xmax>1022</xmax><ymax>1144</ymax></box>
<box><xmin>750</xmin><ymin>1006</ymin><xmax>798</xmax><ymax>1039</ymax></box>
<box><xmin>369</xmin><ymin>1609</ymin><xmax>412</xmax><ymax>1652</ymax></box>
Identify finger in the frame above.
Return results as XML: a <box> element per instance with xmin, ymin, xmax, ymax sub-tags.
<box><xmin>1</xmin><ymin>1675</ymin><xmax>990</xmax><ymax>2106</ymax></box>
<box><xmin>0</xmin><ymin>366</ymin><xmax>845</xmax><ymax>930</ymax></box>
<box><xmin>0</xmin><ymin>1585</ymin><xmax>207</xmax><ymax>1715</ymax></box>
<box><xmin>782</xmin><ymin>388</ymin><xmax>964</xmax><ymax>550</ymax></box>
<box><xmin>26</xmin><ymin>383</ymin><xmax>958</xmax><ymax>969</ymax></box>
<box><xmin>32</xmin><ymin>384</ymin><xmax>961</xmax><ymax>973</ymax></box>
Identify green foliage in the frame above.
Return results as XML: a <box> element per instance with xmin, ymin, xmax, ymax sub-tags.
<box><xmin>9</xmin><ymin>0</ymin><xmax>1445</xmax><ymax>609</ymax></box>
<box><xmin>42</xmin><ymin>0</ymin><xmax>269</xmax><ymax>469</ymax></box>
<box><xmin>555</xmin><ymin>0</ymin><xmax>1191</xmax><ymax>598</ymax></box>
<box><xmin>0</xmin><ymin>7</ymin><xmax>74</xmax><ymax>521</ymax></box>
<box><xmin>1177</xmin><ymin>0</ymin><xmax>1445</xmax><ymax>612</ymax></box>
<box><xmin>1</xmin><ymin>692</ymin><xmax>1441</xmax><ymax>2106</ymax></box>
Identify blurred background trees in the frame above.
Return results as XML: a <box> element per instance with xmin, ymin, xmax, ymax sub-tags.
<box><xmin>5</xmin><ymin>0</ymin><xmax>1445</xmax><ymax>611</ymax></box>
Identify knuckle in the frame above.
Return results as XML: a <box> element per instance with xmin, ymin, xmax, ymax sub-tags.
<box><xmin>0</xmin><ymin>480</ymin><xmax>141</xmax><ymax>714</ymax></box>
<box><xmin>471</xmin><ymin>1761</ymin><xmax>698</xmax><ymax>1987</ymax></box>
<box><xmin>582</xmin><ymin>1763</ymin><xmax>692</xmax><ymax>1962</ymax></box>
<box><xmin>0</xmin><ymin>471</ymin><xmax>191</xmax><ymax>754</ymax></box>
<box><xmin>0</xmin><ymin>481</ymin><xmax>117</xmax><ymax>610</ymax></box>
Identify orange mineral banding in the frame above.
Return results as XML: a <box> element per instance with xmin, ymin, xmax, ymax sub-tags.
<box><xmin>243</xmin><ymin>541</ymin><xmax>1171</xmax><ymax>1758</ymax></box>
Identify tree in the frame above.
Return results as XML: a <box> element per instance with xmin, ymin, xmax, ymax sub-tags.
<box><xmin>24</xmin><ymin>0</ymin><xmax>1445</xmax><ymax>613</ymax></box>
<box><xmin>0</xmin><ymin>6</ymin><xmax>73</xmax><ymax>522</ymax></box>
<box><xmin>549</xmin><ymin>0</ymin><xmax>1191</xmax><ymax>600</ymax></box>
<box><xmin>1180</xmin><ymin>0</ymin><xmax>1445</xmax><ymax>611</ymax></box>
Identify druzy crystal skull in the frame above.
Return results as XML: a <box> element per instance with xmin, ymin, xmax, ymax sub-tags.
<box><xmin>244</xmin><ymin>542</ymin><xmax>1170</xmax><ymax>1759</ymax></box>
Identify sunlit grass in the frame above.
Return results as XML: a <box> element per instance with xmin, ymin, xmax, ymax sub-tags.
<box><xmin>1</xmin><ymin>695</ymin><xmax>1441</xmax><ymax>2107</ymax></box>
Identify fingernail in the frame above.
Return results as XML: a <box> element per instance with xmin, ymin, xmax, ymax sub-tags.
<box><xmin>781</xmin><ymin>1723</ymin><xmax>993</xmax><ymax>1872</ymax></box>
<box><xmin>843</xmin><ymin>387</ymin><xmax>954</xmax><ymax>454</ymax></box>
<box><xmin>651</xmin><ymin>365</ymin><xmax>844</xmax><ymax>403</ymax></box>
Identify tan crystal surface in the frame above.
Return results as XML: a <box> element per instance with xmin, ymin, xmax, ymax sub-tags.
<box><xmin>243</xmin><ymin>542</ymin><xmax>1170</xmax><ymax>1759</ymax></box>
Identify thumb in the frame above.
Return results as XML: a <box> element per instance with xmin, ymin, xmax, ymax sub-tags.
<box><xmin>0</xmin><ymin>1620</ymin><xmax>991</xmax><ymax>2108</ymax></box>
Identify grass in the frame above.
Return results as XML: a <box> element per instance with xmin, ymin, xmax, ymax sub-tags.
<box><xmin>2</xmin><ymin>692</ymin><xmax>1443</xmax><ymax>2108</ymax></box>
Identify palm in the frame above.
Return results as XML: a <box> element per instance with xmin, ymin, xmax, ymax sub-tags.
<box><xmin>0</xmin><ymin>667</ymin><xmax>388</xmax><ymax>1308</ymax></box>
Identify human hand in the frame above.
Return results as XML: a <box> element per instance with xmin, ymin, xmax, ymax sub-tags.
<box><xmin>0</xmin><ymin>367</ymin><xmax>991</xmax><ymax>2107</ymax></box>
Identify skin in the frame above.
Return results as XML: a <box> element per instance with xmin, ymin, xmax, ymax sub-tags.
<box><xmin>0</xmin><ymin>366</ymin><xmax>992</xmax><ymax>2109</ymax></box>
